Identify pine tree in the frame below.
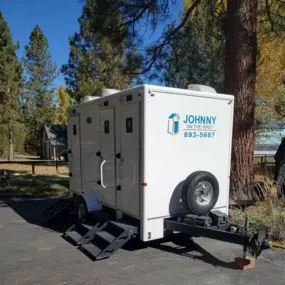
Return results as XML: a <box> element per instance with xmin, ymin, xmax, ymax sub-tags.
<box><xmin>164</xmin><ymin>2</ymin><xmax>226</xmax><ymax>92</ymax></box>
<box><xmin>0</xmin><ymin>11</ymin><xmax>23</xmax><ymax>160</ymax></box>
<box><xmin>22</xmin><ymin>25</ymin><xmax>58</xmax><ymax>148</ymax></box>
<box><xmin>55</xmin><ymin>84</ymin><xmax>71</xmax><ymax>125</ymax></box>
<box><xmin>61</xmin><ymin>0</ymin><xmax>142</xmax><ymax>102</ymax></box>
<box><xmin>224</xmin><ymin>0</ymin><xmax>258</xmax><ymax>199</ymax></box>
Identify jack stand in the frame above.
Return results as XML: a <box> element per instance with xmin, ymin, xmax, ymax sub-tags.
<box><xmin>234</xmin><ymin>212</ymin><xmax>256</xmax><ymax>270</ymax></box>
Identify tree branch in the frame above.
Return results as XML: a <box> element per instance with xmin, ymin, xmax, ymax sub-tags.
<box><xmin>265</xmin><ymin>0</ymin><xmax>276</xmax><ymax>33</ymax></box>
<box><xmin>135</xmin><ymin>0</ymin><xmax>201</xmax><ymax>75</ymax></box>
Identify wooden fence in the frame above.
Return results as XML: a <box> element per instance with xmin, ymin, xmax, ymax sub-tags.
<box><xmin>0</xmin><ymin>160</ymin><xmax>69</xmax><ymax>183</ymax></box>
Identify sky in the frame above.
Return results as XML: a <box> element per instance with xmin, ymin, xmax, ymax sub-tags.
<box><xmin>0</xmin><ymin>0</ymin><xmax>183</xmax><ymax>88</ymax></box>
<box><xmin>1</xmin><ymin>0</ymin><xmax>82</xmax><ymax>87</ymax></box>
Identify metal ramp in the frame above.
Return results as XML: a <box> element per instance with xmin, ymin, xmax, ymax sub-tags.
<box><xmin>41</xmin><ymin>196</ymin><xmax>73</xmax><ymax>225</ymax></box>
<box><xmin>63</xmin><ymin>211</ymin><xmax>138</xmax><ymax>260</ymax></box>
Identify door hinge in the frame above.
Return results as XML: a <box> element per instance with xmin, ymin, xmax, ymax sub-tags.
<box><xmin>69</xmin><ymin>172</ymin><xmax>72</xmax><ymax>177</ymax></box>
<box><xmin>116</xmin><ymin>185</ymin><xmax>121</xmax><ymax>191</ymax></box>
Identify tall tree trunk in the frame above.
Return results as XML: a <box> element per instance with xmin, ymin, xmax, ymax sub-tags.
<box><xmin>224</xmin><ymin>0</ymin><xmax>258</xmax><ymax>199</ymax></box>
<box><xmin>8</xmin><ymin>119</ymin><xmax>14</xmax><ymax>161</ymax></box>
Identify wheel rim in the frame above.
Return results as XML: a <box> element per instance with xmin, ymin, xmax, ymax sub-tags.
<box><xmin>78</xmin><ymin>203</ymin><xmax>87</xmax><ymax>219</ymax></box>
<box><xmin>194</xmin><ymin>181</ymin><xmax>214</xmax><ymax>206</ymax></box>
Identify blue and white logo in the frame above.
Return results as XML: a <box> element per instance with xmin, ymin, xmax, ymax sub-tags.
<box><xmin>168</xmin><ymin>113</ymin><xmax>180</xmax><ymax>135</ymax></box>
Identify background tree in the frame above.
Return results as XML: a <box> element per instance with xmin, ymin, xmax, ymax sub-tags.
<box><xmin>79</xmin><ymin>0</ymin><xmax>260</xmax><ymax>199</ymax></box>
<box><xmin>164</xmin><ymin>1</ymin><xmax>226</xmax><ymax>91</ymax></box>
<box><xmin>55</xmin><ymin>84</ymin><xmax>71</xmax><ymax>125</ymax></box>
<box><xmin>0</xmin><ymin>11</ymin><xmax>23</xmax><ymax>160</ymax></box>
<box><xmin>172</xmin><ymin>1</ymin><xmax>285</xmax><ymax>146</ymax></box>
<box><xmin>61</xmin><ymin>0</ymin><xmax>142</xmax><ymax>103</ymax></box>
<box><xmin>255</xmin><ymin>38</ymin><xmax>285</xmax><ymax>142</ymax></box>
<box><xmin>22</xmin><ymin>25</ymin><xmax>58</xmax><ymax>149</ymax></box>
<box><xmin>224</xmin><ymin>0</ymin><xmax>258</xmax><ymax>199</ymax></box>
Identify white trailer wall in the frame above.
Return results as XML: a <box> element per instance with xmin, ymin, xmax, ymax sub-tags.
<box><xmin>141</xmin><ymin>85</ymin><xmax>234</xmax><ymax>241</ymax></box>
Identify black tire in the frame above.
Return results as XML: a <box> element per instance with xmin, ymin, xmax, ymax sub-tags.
<box><xmin>181</xmin><ymin>171</ymin><xmax>219</xmax><ymax>215</ymax></box>
<box><xmin>75</xmin><ymin>196</ymin><xmax>88</xmax><ymax>220</ymax></box>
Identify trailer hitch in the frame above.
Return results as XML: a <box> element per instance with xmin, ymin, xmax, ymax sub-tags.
<box><xmin>247</xmin><ymin>230</ymin><xmax>270</xmax><ymax>258</ymax></box>
<box><xmin>242</xmin><ymin>213</ymin><xmax>270</xmax><ymax>259</ymax></box>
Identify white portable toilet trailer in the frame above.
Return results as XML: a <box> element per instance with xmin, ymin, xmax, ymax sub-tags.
<box><xmin>61</xmin><ymin>84</ymin><xmax>268</xmax><ymax>261</ymax></box>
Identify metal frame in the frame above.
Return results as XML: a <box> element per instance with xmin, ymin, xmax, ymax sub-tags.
<box><xmin>164</xmin><ymin>212</ymin><xmax>269</xmax><ymax>258</ymax></box>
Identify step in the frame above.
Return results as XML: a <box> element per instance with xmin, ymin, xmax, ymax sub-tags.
<box><xmin>95</xmin><ymin>231</ymin><xmax>116</xmax><ymax>244</ymax></box>
<box><xmin>65</xmin><ymin>231</ymin><xmax>83</xmax><ymax>244</ymax></box>
<box><xmin>81</xmin><ymin>243</ymin><xmax>101</xmax><ymax>258</ymax></box>
<box><xmin>78</xmin><ymin>222</ymin><xmax>93</xmax><ymax>231</ymax></box>
<box><xmin>109</xmin><ymin>220</ymin><xmax>139</xmax><ymax>235</ymax></box>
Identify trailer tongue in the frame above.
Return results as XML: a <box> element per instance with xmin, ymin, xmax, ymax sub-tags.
<box><xmin>164</xmin><ymin>211</ymin><xmax>269</xmax><ymax>259</ymax></box>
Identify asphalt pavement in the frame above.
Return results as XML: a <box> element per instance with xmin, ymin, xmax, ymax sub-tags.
<box><xmin>0</xmin><ymin>197</ymin><xmax>285</xmax><ymax>285</ymax></box>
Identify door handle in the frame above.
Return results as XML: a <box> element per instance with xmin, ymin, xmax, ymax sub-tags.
<box><xmin>100</xmin><ymin>160</ymin><xmax>106</xmax><ymax>188</ymax></box>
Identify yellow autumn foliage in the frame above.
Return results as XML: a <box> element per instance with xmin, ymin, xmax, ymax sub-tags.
<box><xmin>184</xmin><ymin>0</ymin><xmax>226</xmax><ymax>13</ymax></box>
<box><xmin>256</xmin><ymin>38</ymin><xmax>285</xmax><ymax>123</ymax></box>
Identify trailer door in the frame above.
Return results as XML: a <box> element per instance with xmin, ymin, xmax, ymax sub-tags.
<box><xmin>69</xmin><ymin>115</ymin><xmax>82</xmax><ymax>192</ymax></box>
<box><xmin>117</xmin><ymin>103</ymin><xmax>140</xmax><ymax>217</ymax></box>
<box><xmin>99</xmin><ymin>108</ymin><xmax>116</xmax><ymax>208</ymax></box>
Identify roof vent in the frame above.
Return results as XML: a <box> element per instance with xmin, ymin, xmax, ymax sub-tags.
<box><xmin>187</xmin><ymin>84</ymin><xmax>216</xmax><ymax>93</ymax></box>
<box><xmin>83</xmin><ymin>96</ymin><xmax>100</xmax><ymax>103</ymax></box>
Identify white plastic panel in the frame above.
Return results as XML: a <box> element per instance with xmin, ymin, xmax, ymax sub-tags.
<box><xmin>117</xmin><ymin>103</ymin><xmax>140</xmax><ymax>218</ymax></box>
<box><xmin>99</xmin><ymin>108</ymin><xmax>116</xmax><ymax>207</ymax></box>
<box><xmin>141</xmin><ymin>88</ymin><xmax>234</xmax><ymax>240</ymax></box>
<box><xmin>79</xmin><ymin>104</ymin><xmax>100</xmax><ymax>191</ymax></box>
<box><xmin>68</xmin><ymin>115</ymin><xmax>82</xmax><ymax>193</ymax></box>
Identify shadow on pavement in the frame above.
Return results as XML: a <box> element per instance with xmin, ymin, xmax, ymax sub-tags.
<box><xmin>2</xmin><ymin>196</ymin><xmax>75</xmax><ymax>233</ymax></box>
<box><xmin>1</xmin><ymin>197</ymin><xmax>238</xmax><ymax>269</ymax></box>
<box><xmin>148</xmin><ymin>238</ymin><xmax>239</xmax><ymax>270</ymax></box>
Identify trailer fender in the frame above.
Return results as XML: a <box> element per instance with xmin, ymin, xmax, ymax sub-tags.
<box><xmin>76</xmin><ymin>192</ymin><xmax>102</xmax><ymax>213</ymax></box>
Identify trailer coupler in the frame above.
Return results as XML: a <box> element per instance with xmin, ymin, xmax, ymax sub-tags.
<box><xmin>164</xmin><ymin>210</ymin><xmax>270</xmax><ymax>259</ymax></box>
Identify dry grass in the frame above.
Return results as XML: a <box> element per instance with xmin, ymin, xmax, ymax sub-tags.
<box><xmin>230</xmin><ymin>179</ymin><xmax>285</xmax><ymax>243</ymax></box>
<box><xmin>230</xmin><ymin>163</ymin><xmax>285</xmax><ymax>243</ymax></box>
<box><xmin>0</xmin><ymin>161</ymin><xmax>69</xmax><ymax>197</ymax></box>
<box><xmin>0</xmin><ymin>163</ymin><xmax>68</xmax><ymax>175</ymax></box>
<box><xmin>254</xmin><ymin>164</ymin><xmax>275</xmax><ymax>181</ymax></box>
<box><xmin>230</xmin><ymin>198</ymin><xmax>285</xmax><ymax>242</ymax></box>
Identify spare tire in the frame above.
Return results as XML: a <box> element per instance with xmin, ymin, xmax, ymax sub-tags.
<box><xmin>181</xmin><ymin>171</ymin><xmax>219</xmax><ymax>215</ymax></box>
